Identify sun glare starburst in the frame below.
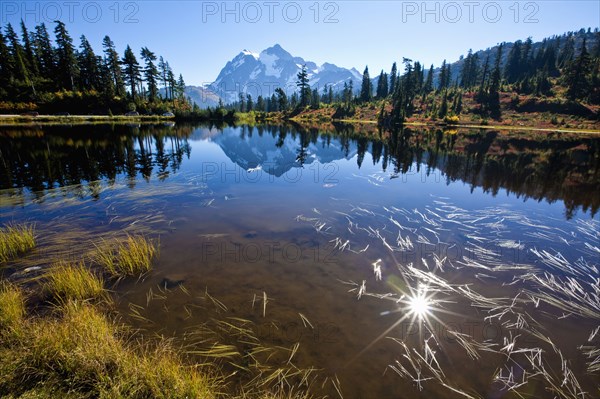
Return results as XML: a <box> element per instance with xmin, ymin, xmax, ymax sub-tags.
<box><xmin>408</xmin><ymin>291</ymin><xmax>431</xmax><ymax>319</ymax></box>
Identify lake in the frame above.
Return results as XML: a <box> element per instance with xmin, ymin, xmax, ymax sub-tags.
<box><xmin>1</xmin><ymin>123</ymin><xmax>599</xmax><ymax>398</ymax></box>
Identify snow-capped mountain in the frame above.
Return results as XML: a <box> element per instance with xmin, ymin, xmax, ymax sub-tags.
<box><xmin>203</xmin><ymin>44</ymin><xmax>362</xmax><ymax>104</ymax></box>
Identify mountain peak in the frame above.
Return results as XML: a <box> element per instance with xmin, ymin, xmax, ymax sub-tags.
<box><xmin>260</xmin><ymin>44</ymin><xmax>293</xmax><ymax>59</ymax></box>
<box><xmin>210</xmin><ymin>45</ymin><xmax>362</xmax><ymax>103</ymax></box>
<box><xmin>240</xmin><ymin>49</ymin><xmax>259</xmax><ymax>59</ymax></box>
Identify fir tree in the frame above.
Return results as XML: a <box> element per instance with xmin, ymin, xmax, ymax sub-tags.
<box><xmin>256</xmin><ymin>95</ymin><xmax>265</xmax><ymax>111</ymax></box>
<box><xmin>275</xmin><ymin>87</ymin><xmax>288</xmax><ymax>110</ymax></box>
<box><xmin>376</xmin><ymin>70</ymin><xmax>388</xmax><ymax>98</ymax></box>
<box><xmin>296</xmin><ymin>64</ymin><xmax>310</xmax><ymax>107</ymax></box>
<box><xmin>5</xmin><ymin>23</ymin><xmax>29</xmax><ymax>84</ymax></box>
<box><xmin>54</xmin><ymin>21</ymin><xmax>78</xmax><ymax>91</ymax></box>
<box><xmin>438</xmin><ymin>90</ymin><xmax>448</xmax><ymax>118</ymax></box>
<box><xmin>558</xmin><ymin>34</ymin><xmax>575</xmax><ymax>67</ymax></box>
<box><xmin>423</xmin><ymin>64</ymin><xmax>434</xmax><ymax>93</ymax></box>
<box><xmin>78</xmin><ymin>35</ymin><xmax>100</xmax><ymax>90</ymax></box>
<box><xmin>505</xmin><ymin>40</ymin><xmax>523</xmax><ymax>83</ymax></box>
<box><xmin>20</xmin><ymin>20</ymin><xmax>39</xmax><ymax>78</ymax></box>
<box><xmin>140</xmin><ymin>47</ymin><xmax>159</xmax><ymax>102</ymax></box>
<box><xmin>121</xmin><ymin>45</ymin><xmax>142</xmax><ymax>99</ymax></box>
<box><xmin>0</xmin><ymin>31</ymin><xmax>12</xmax><ymax>95</ymax></box>
<box><xmin>360</xmin><ymin>66</ymin><xmax>372</xmax><ymax>102</ymax></box>
<box><xmin>175</xmin><ymin>74</ymin><xmax>185</xmax><ymax>99</ymax></box>
<box><xmin>33</xmin><ymin>23</ymin><xmax>55</xmax><ymax>80</ymax></box>
<box><xmin>311</xmin><ymin>87</ymin><xmax>320</xmax><ymax>108</ymax></box>
<box><xmin>389</xmin><ymin>62</ymin><xmax>397</xmax><ymax>94</ymax></box>
<box><xmin>563</xmin><ymin>38</ymin><xmax>592</xmax><ymax>100</ymax></box>
<box><xmin>439</xmin><ymin>60</ymin><xmax>448</xmax><ymax>89</ymax></box>
<box><xmin>102</xmin><ymin>36</ymin><xmax>125</xmax><ymax>97</ymax></box>
<box><xmin>488</xmin><ymin>44</ymin><xmax>503</xmax><ymax>118</ymax></box>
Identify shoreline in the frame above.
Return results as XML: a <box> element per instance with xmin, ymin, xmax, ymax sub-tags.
<box><xmin>1</xmin><ymin>113</ymin><xmax>599</xmax><ymax>135</ymax></box>
<box><xmin>0</xmin><ymin>114</ymin><xmax>176</xmax><ymax>125</ymax></box>
<box><xmin>332</xmin><ymin>118</ymin><xmax>600</xmax><ymax>135</ymax></box>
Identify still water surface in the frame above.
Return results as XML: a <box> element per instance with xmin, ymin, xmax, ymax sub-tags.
<box><xmin>1</xmin><ymin>123</ymin><xmax>599</xmax><ymax>398</ymax></box>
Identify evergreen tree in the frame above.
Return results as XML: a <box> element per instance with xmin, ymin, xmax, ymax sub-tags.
<box><xmin>463</xmin><ymin>51</ymin><xmax>481</xmax><ymax>88</ymax></box>
<box><xmin>389</xmin><ymin>62</ymin><xmax>397</xmax><ymax>94</ymax></box>
<box><xmin>269</xmin><ymin>93</ymin><xmax>278</xmax><ymax>111</ymax></box>
<box><xmin>0</xmin><ymin>31</ymin><xmax>12</xmax><ymax>96</ymax></box>
<box><xmin>438</xmin><ymin>90</ymin><xmax>448</xmax><ymax>118</ymax></box>
<box><xmin>558</xmin><ymin>34</ymin><xmax>575</xmax><ymax>67</ymax></box>
<box><xmin>121</xmin><ymin>45</ymin><xmax>142</xmax><ymax>99</ymax></box>
<box><xmin>33</xmin><ymin>23</ymin><xmax>55</xmax><ymax>80</ymax></box>
<box><xmin>376</xmin><ymin>70</ymin><xmax>388</xmax><ymax>98</ymax></box>
<box><xmin>342</xmin><ymin>79</ymin><xmax>354</xmax><ymax>104</ymax></box>
<box><xmin>256</xmin><ymin>95</ymin><xmax>265</xmax><ymax>111</ymax></box>
<box><xmin>563</xmin><ymin>38</ymin><xmax>592</xmax><ymax>100</ymax></box>
<box><xmin>246</xmin><ymin>94</ymin><xmax>253</xmax><ymax>111</ymax></box>
<box><xmin>400</xmin><ymin>58</ymin><xmax>416</xmax><ymax>115</ymax></box>
<box><xmin>444</xmin><ymin>63</ymin><xmax>451</xmax><ymax>89</ymax></box>
<box><xmin>275</xmin><ymin>87</ymin><xmax>288</xmax><ymax>110</ymax></box>
<box><xmin>159</xmin><ymin>56</ymin><xmax>170</xmax><ymax>99</ymax></box>
<box><xmin>360</xmin><ymin>66</ymin><xmax>372</xmax><ymax>102</ymax></box>
<box><xmin>78</xmin><ymin>35</ymin><xmax>100</xmax><ymax>90</ymax></box>
<box><xmin>488</xmin><ymin>44</ymin><xmax>503</xmax><ymax>117</ymax></box>
<box><xmin>505</xmin><ymin>40</ymin><xmax>523</xmax><ymax>83</ymax></box>
<box><xmin>296</xmin><ymin>64</ymin><xmax>310</xmax><ymax>107</ymax></box>
<box><xmin>311</xmin><ymin>87</ymin><xmax>320</xmax><ymax>108</ymax></box>
<box><xmin>423</xmin><ymin>64</ymin><xmax>434</xmax><ymax>93</ymax></box>
<box><xmin>167</xmin><ymin>66</ymin><xmax>176</xmax><ymax>102</ymax></box>
<box><xmin>54</xmin><ymin>21</ymin><xmax>79</xmax><ymax>91</ymax></box>
<box><xmin>140</xmin><ymin>47</ymin><xmax>159</xmax><ymax>102</ymax></box>
<box><xmin>521</xmin><ymin>37</ymin><xmax>533</xmax><ymax>76</ymax></box>
<box><xmin>439</xmin><ymin>59</ymin><xmax>450</xmax><ymax>89</ymax></box>
<box><xmin>321</xmin><ymin>85</ymin><xmax>329</xmax><ymax>103</ymax></box>
<box><xmin>238</xmin><ymin>92</ymin><xmax>245</xmax><ymax>112</ymax></box>
<box><xmin>20</xmin><ymin>21</ymin><xmax>38</xmax><ymax>78</ymax></box>
<box><xmin>453</xmin><ymin>91</ymin><xmax>463</xmax><ymax>114</ymax></box>
<box><xmin>413</xmin><ymin>61</ymin><xmax>424</xmax><ymax>93</ymax></box>
<box><xmin>175</xmin><ymin>74</ymin><xmax>185</xmax><ymax>99</ymax></box>
<box><xmin>99</xmin><ymin>58</ymin><xmax>115</xmax><ymax>101</ymax></box>
<box><xmin>479</xmin><ymin>54</ymin><xmax>490</xmax><ymax>93</ymax></box>
<box><xmin>102</xmin><ymin>36</ymin><xmax>125</xmax><ymax>97</ymax></box>
<box><xmin>5</xmin><ymin>23</ymin><xmax>29</xmax><ymax>84</ymax></box>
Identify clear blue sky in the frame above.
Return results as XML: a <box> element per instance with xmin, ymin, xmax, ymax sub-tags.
<box><xmin>2</xmin><ymin>1</ymin><xmax>599</xmax><ymax>86</ymax></box>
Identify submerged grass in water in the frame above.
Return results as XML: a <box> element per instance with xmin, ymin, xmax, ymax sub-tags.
<box><xmin>0</xmin><ymin>223</ymin><xmax>35</xmax><ymax>263</ymax></box>
<box><xmin>95</xmin><ymin>235</ymin><xmax>159</xmax><ymax>277</ymax></box>
<box><xmin>43</xmin><ymin>262</ymin><xmax>105</xmax><ymax>302</ymax></box>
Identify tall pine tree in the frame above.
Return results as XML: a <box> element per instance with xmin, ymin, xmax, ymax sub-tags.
<box><xmin>360</xmin><ymin>66</ymin><xmax>373</xmax><ymax>102</ymax></box>
<box><xmin>54</xmin><ymin>21</ymin><xmax>78</xmax><ymax>91</ymax></box>
<box><xmin>121</xmin><ymin>45</ymin><xmax>142</xmax><ymax>99</ymax></box>
<box><xmin>140</xmin><ymin>47</ymin><xmax>159</xmax><ymax>102</ymax></box>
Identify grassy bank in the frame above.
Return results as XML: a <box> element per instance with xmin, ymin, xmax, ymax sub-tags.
<box><xmin>0</xmin><ymin>114</ymin><xmax>176</xmax><ymax>125</ymax></box>
<box><xmin>0</xmin><ymin>283</ymin><xmax>217</xmax><ymax>399</ymax></box>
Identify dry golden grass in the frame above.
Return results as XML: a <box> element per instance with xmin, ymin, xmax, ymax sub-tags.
<box><xmin>0</xmin><ymin>289</ymin><xmax>218</xmax><ymax>399</ymax></box>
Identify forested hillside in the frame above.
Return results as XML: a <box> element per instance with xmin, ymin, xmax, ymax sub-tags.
<box><xmin>0</xmin><ymin>21</ymin><xmax>191</xmax><ymax>115</ymax></box>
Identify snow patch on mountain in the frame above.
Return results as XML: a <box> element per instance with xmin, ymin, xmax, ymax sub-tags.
<box><xmin>242</xmin><ymin>49</ymin><xmax>259</xmax><ymax>59</ymax></box>
<box><xmin>259</xmin><ymin>52</ymin><xmax>282</xmax><ymax>78</ymax></box>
